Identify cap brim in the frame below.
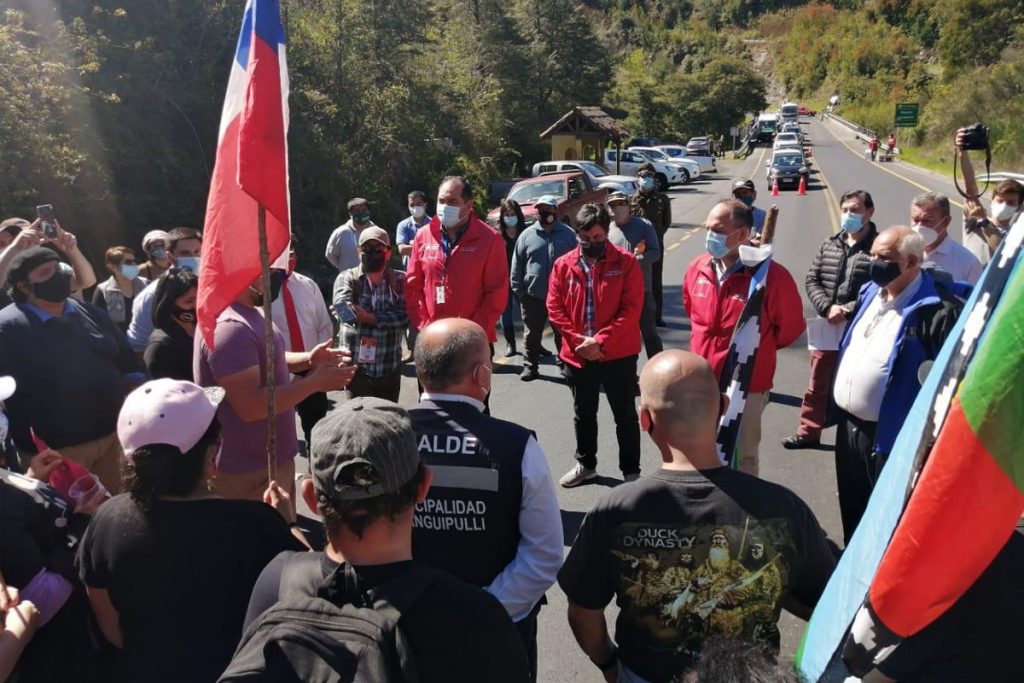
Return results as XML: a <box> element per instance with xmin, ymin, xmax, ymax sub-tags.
<box><xmin>0</xmin><ymin>376</ymin><xmax>16</xmax><ymax>402</ymax></box>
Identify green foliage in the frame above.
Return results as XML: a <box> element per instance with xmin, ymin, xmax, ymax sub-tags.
<box><xmin>936</xmin><ymin>0</ymin><xmax>1023</xmax><ymax>78</ymax></box>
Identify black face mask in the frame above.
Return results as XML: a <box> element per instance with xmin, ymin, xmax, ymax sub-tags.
<box><xmin>32</xmin><ymin>268</ymin><xmax>72</xmax><ymax>303</ymax></box>
<box><xmin>539</xmin><ymin>212</ymin><xmax>556</xmax><ymax>226</ymax></box>
<box><xmin>361</xmin><ymin>252</ymin><xmax>386</xmax><ymax>273</ymax></box>
<box><xmin>172</xmin><ymin>307</ymin><xmax>196</xmax><ymax>324</ymax></box>
<box><xmin>269</xmin><ymin>269</ymin><xmax>287</xmax><ymax>302</ymax></box>
<box><xmin>868</xmin><ymin>259</ymin><xmax>902</xmax><ymax>287</ymax></box>
<box><xmin>580</xmin><ymin>239</ymin><xmax>607</xmax><ymax>259</ymax></box>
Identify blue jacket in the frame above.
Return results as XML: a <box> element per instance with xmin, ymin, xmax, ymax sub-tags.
<box><xmin>510</xmin><ymin>222</ymin><xmax>577</xmax><ymax>299</ymax></box>
<box><xmin>838</xmin><ymin>273</ymin><xmax>961</xmax><ymax>454</ymax></box>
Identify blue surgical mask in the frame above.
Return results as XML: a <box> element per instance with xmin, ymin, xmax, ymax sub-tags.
<box><xmin>177</xmin><ymin>256</ymin><xmax>201</xmax><ymax>273</ymax></box>
<box><xmin>437</xmin><ymin>203</ymin><xmax>463</xmax><ymax>229</ymax></box>
<box><xmin>736</xmin><ymin>195</ymin><xmax>754</xmax><ymax>208</ymax></box>
<box><xmin>503</xmin><ymin>215</ymin><xmax>519</xmax><ymax>228</ymax></box>
<box><xmin>705</xmin><ymin>231</ymin><xmax>731</xmax><ymax>259</ymax></box>
<box><xmin>151</xmin><ymin>246</ymin><xmax>167</xmax><ymax>260</ymax></box>
<box><xmin>120</xmin><ymin>264</ymin><xmax>140</xmax><ymax>279</ymax></box>
<box><xmin>840</xmin><ymin>212</ymin><xmax>863</xmax><ymax>234</ymax></box>
<box><xmin>640</xmin><ymin>177</ymin><xmax>655</xmax><ymax>191</ymax></box>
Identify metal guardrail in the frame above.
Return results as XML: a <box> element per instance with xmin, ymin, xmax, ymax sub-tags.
<box><xmin>823</xmin><ymin>111</ymin><xmax>877</xmax><ymax>142</ymax></box>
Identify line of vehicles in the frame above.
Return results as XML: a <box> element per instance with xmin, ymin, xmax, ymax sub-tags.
<box><xmin>755</xmin><ymin>102</ymin><xmax>814</xmax><ymax>191</ymax></box>
<box><xmin>487</xmin><ymin>140</ymin><xmax>718</xmax><ymax>229</ymax></box>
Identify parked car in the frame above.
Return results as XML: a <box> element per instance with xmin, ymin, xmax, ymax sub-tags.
<box><xmin>686</xmin><ymin>137</ymin><xmax>711</xmax><ymax>156</ymax></box>
<box><xmin>765</xmin><ymin>149</ymin><xmax>809</xmax><ymax>189</ymax></box>
<box><xmin>772</xmin><ymin>132</ymin><xmax>802</xmax><ymax>150</ymax></box>
<box><xmin>629</xmin><ymin>147</ymin><xmax>701</xmax><ymax>182</ymax></box>
<box><xmin>654</xmin><ymin>145</ymin><xmax>718</xmax><ymax>174</ymax></box>
<box><xmin>797</xmin><ymin>104</ymin><xmax>816</xmax><ymax>116</ymax></box>
<box><xmin>780</xmin><ymin>122</ymin><xmax>804</xmax><ymax>143</ymax></box>
<box><xmin>603</xmin><ymin>149</ymin><xmax>685</xmax><ymax>191</ymax></box>
<box><xmin>625</xmin><ymin>136</ymin><xmax>663</xmax><ymax>148</ymax></box>
<box><xmin>486</xmin><ymin>172</ymin><xmax>607</xmax><ymax>228</ymax></box>
<box><xmin>531</xmin><ymin>160</ymin><xmax>639</xmax><ymax>196</ymax></box>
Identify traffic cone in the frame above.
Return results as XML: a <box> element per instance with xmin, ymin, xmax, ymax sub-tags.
<box><xmin>771</xmin><ymin>178</ymin><xmax>780</xmax><ymax>197</ymax></box>
<box><xmin>797</xmin><ymin>175</ymin><xmax>807</xmax><ymax>195</ymax></box>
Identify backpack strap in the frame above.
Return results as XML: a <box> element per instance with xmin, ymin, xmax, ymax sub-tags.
<box><xmin>318</xmin><ymin>561</ymin><xmax>446</xmax><ymax>619</ymax></box>
<box><xmin>277</xmin><ymin>551</ymin><xmax>328</xmax><ymax>601</ymax></box>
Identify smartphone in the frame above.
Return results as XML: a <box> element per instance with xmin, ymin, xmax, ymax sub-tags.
<box><xmin>335</xmin><ymin>303</ymin><xmax>357</xmax><ymax>324</ymax></box>
<box><xmin>36</xmin><ymin>205</ymin><xmax>57</xmax><ymax>239</ymax></box>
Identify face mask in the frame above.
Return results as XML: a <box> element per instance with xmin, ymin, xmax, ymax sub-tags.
<box><xmin>269</xmin><ymin>268</ymin><xmax>287</xmax><ymax>302</ymax></box>
<box><xmin>579</xmin><ymin>238</ymin><xmax>607</xmax><ymax>259</ymax></box>
<box><xmin>705</xmin><ymin>231</ymin><xmax>731</xmax><ymax>260</ymax></box>
<box><xmin>503</xmin><ymin>215</ymin><xmax>519</xmax><ymax>228</ymax></box>
<box><xmin>32</xmin><ymin>267</ymin><xmax>72</xmax><ymax>303</ymax></box>
<box><xmin>437</xmin><ymin>203</ymin><xmax>463</xmax><ymax>229</ymax></box>
<box><xmin>869</xmin><ymin>259</ymin><xmax>902</xmax><ymax>287</ymax></box>
<box><xmin>410</xmin><ymin>205</ymin><xmax>426</xmax><ymax>219</ymax></box>
<box><xmin>120</xmin><ymin>264</ymin><xmax>140</xmax><ymax>279</ymax></box>
<box><xmin>840</xmin><ymin>212</ymin><xmax>863</xmax><ymax>234</ymax></box>
<box><xmin>539</xmin><ymin>212</ymin><xmax>556</xmax><ymax>226</ymax></box>
<box><xmin>360</xmin><ymin>251</ymin><xmax>386</xmax><ymax>273</ymax></box>
<box><xmin>151</xmin><ymin>246</ymin><xmax>167</xmax><ymax>260</ymax></box>
<box><xmin>353</xmin><ymin>211</ymin><xmax>371</xmax><ymax>226</ymax></box>
<box><xmin>735</xmin><ymin>195</ymin><xmax>754</xmax><ymax>208</ymax></box>
<box><xmin>991</xmin><ymin>200</ymin><xmax>1016</xmax><ymax>223</ymax></box>
<box><xmin>172</xmin><ymin>307</ymin><xmax>196</xmax><ymax>324</ymax></box>
<box><xmin>177</xmin><ymin>256</ymin><xmax>200</xmax><ymax>273</ymax></box>
<box><xmin>911</xmin><ymin>224</ymin><xmax>938</xmax><ymax>247</ymax></box>
<box><xmin>640</xmin><ymin>177</ymin><xmax>655</xmax><ymax>191</ymax></box>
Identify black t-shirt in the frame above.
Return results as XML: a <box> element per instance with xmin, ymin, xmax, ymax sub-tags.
<box><xmin>874</xmin><ymin>525</ymin><xmax>1024</xmax><ymax>682</ymax></box>
<box><xmin>78</xmin><ymin>494</ymin><xmax>305</xmax><ymax>683</ymax></box>
<box><xmin>558</xmin><ymin>467</ymin><xmax>836</xmax><ymax>682</ymax></box>
<box><xmin>144</xmin><ymin>325</ymin><xmax>196</xmax><ymax>381</ymax></box>
<box><xmin>245</xmin><ymin>552</ymin><xmax>531</xmax><ymax>683</ymax></box>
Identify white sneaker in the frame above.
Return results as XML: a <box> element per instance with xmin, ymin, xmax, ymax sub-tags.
<box><xmin>623</xmin><ymin>472</ymin><xmax>640</xmax><ymax>483</ymax></box>
<box><xmin>560</xmin><ymin>463</ymin><xmax>597</xmax><ymax>488</ymax></box>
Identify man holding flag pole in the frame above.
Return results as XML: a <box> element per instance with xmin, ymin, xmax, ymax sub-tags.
<box><xmin>195</xmin><ymin>0</ymin><xmax>354</xmax><ymax>501</ymax></box>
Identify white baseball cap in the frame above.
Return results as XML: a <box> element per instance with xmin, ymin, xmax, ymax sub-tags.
<box><xmin>0</xmin><ymin>376</ymin><xmax>15</xmax><ymax>402</ymax></box>
<box><xmin>118</xmin><ymin>379</ymin><xmax>225</xmax><ymax>457</ymax></box>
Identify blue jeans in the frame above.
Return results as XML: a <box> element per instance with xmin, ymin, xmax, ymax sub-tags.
<box><xmin>501</xmin><ymin>290</ymin><xmax>520</xmax><ymax>345</ymax></box>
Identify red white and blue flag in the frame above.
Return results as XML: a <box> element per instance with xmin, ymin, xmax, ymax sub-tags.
<box><xmin>198</xmin><ymin>0</ymin><xmax>291</xmax><ymax>348</ymax></box>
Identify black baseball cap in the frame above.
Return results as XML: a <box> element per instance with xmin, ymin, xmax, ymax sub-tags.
<box><xmin>7</xmin><ymin>246</ymin><xmax>60</xmax><ymax>286</ymax></box>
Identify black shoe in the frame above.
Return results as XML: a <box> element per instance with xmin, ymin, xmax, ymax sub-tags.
<box><xmin>539</xmin><ymin>345</ymin><xmax>553</xmax><ymax>357</ymax></box>
<box><xmin>782</xmin><ymin>434</ymin><xmax>819</xmax><ymax>450</ymax></box>
<box><xmin>520</xmin><ymin>366</ymin><xmax>539</xmax><ymax>382</ymax></box>
<box><xmin>503</xmin><ymin>344</ymin><xmax>517</xmax><ymax>358</ymax></box>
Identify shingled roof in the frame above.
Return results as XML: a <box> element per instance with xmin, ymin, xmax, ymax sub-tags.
<box><xmin>539</xmin><ymin>106</ymin><xmax>630</xmax><ymax>140</ymax></box>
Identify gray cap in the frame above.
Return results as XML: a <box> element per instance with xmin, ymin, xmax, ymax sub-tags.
<box><xmin>607</xmin><ymin>191</ymin><xmax>630</xmax><ymax>205</ymax></box>
<box><xmin>310</xmin><ymin>397</ymin><xmax>420</xmax><ymax>501</ymax></box>
<box><xmin>358</xmin><ymin>226</ymin><xmax>390</xmax><ymax>247</ymax></box>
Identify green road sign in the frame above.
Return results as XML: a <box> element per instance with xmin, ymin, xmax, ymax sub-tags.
<box><xmin>894</xmin><ymin>103</ymin><xmax>919</xmax><ymax>128</ymax></box>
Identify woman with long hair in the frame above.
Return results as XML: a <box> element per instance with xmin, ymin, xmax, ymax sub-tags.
<box><xmin>497</xmin><ymin>198</ymin><xmax>526</xmax><ymax>357</ymax></box>
<box><xmin>144</xmin><ymin>267</ymin><xmax>198</xmax><ymax>381</ymax></box>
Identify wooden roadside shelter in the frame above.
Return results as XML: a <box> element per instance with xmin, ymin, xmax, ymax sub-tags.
<box><xmin>539</xmin><ymin>106</ymin><xmax>630</xmax><ymax>165</ymax></box>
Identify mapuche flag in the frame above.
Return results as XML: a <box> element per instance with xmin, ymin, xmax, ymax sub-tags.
<box><xmin>198</xmin><ymin>0</ymin><xmax>291</xmax><ymax>348</ymax></box>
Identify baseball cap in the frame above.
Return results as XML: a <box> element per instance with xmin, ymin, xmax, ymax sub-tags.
<box><xmin>732</xmin><ymin>178</ymin><xmax>756</xmax><ymax>193</ymax></box>
<box><xmin>0</xmin><ymin>376</ymin><xmax>15</xmax><ymax>402</ymax></box>
<box><xmin>0</xmin><ymin>218</ymin><xmax>29</xmax><ymax>235</ymax></box>
<box><xmin>118</xmin><ymin>379</ymin><xmax>225</xmax><ymax>457</ymax></box>
<box><xmin>142</xmin><ymin>229</ymin><xmax>170</xmax><ymax>250</ymax></box>
<box><xmin>347</xmin><ymin>197</ymin><xmax>369</xmax><ymax>211</ymax></box>
<box><xmin>7</xmin><ymin>246</ymin><xmax>60</xmax><ymax>286</ymax></box>
<box><xmin>310</xmin><ymin>397</ymin><xmax>420</xmax><ymax>501</ymax></box>
<box><xmin>358</xmin><ymin>226</ymin><xmax>390</xmax><ymax>247</ymax></box>
<box><xmin>607</xmin><ymin>191</ymin><xmax>630</xmax><ymax>205</ymax></box>
<box><xmin>535</xmin><ymin>195</ymin><xmax>558</xmax><ymax>208</ymax></box>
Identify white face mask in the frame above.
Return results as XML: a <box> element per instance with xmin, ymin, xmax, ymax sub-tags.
<box><xmin>991</xmin><ymin>200</ymin><xmax>1016</xmax><ymax>223</ymax></box>
<box><xmin>409</xmin><ymin>205</ymin><xmax>426</xmax><ymax>219</ymax></box>
<box><xmin>437</xmin><ymin>203</ymin><xmax>463</xmax><ymax>229</ymax></box>
<box><xmin>912</xmin><ymin>224</ymin><xmax>938</xmax><ymax>247</ymax></box>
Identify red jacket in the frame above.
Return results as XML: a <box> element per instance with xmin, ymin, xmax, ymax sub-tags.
<box><xmin>682</xmin><ymin>254</ymin><xmax>805</xmax><ymax>393</ymax></box>
<box><xmin>546</xmin><ymin>243</ymin><xmax>643</xmax><ymax>368</ymax></box>
<box><xmin>405</xmin><ymin>214</ymin><xmax>509</xmax><ymax>343</ymax></box>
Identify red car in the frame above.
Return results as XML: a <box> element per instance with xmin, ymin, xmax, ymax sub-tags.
<box><xmin>486</xmin><ymin>172</ymin><xmax>607</xmax><ymax>229</ymax></box>
<box><xmin>798</xmin><ymin>104</ymin><xmax>816</xmax><ymax>116</ymax></box>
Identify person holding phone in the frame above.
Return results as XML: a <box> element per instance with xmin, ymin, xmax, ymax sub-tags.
<box><xmin>333</xmin><ymin>227</ymin><xmax>408</xmax><ymax>401</ymax></box>
<box><xmin>0</xmin><ymin>210</ymin><xmax>96</xmax><ymax>301</ymax></box>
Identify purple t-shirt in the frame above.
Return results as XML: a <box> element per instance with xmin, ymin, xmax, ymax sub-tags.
<box><xmin>194</xmin><ymin>304</ymin><xmax>297</xmax><ymax>473</ymax></box>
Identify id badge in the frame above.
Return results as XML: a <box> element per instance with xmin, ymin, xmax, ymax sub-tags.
<box><xmin>358</xmin><ymin>337</ymin><xmax>378</xmax><ymax>363</ymax></box>
<box><xmin>436</xmin><ymin>285</ymin><xmax>446</xmax><ymax>304</ymax></box>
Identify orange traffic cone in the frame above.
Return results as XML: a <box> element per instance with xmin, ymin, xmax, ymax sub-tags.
<box><xmin>771</xmin><ymin>178</ymin><xmax>780</xmax><ymax>197</ymax></box>
<box><xmin>797</xmin><ymin>175</ymin><xmax>807</xmax><ymax>195</ymax></box>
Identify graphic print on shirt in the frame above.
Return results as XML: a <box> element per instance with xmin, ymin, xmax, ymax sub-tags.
<box><xmin>610</xmin><ymin>518</ymin><xmax>796</xmax><ymax>656</ymax></box>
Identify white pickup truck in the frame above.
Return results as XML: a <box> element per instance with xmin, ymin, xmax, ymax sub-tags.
<box><xmin>531</xmin><ymin>160</ymin><xmax>639</xmax><ymax>197</ymax></box>
<box><xmin>653</xmin><ymin>145</ymin><xmax>717</xmax><ymax>173</ymax></box>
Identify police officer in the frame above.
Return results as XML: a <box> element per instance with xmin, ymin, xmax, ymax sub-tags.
<box><xmin>410</xmin><ymin>318</ymin><xmax>562</xmax><ymax>681</ymax></box>
<box><xmin>633</xmin><ymin>164</ymin><xmax>672</xmax><ymax>326</ymax></box>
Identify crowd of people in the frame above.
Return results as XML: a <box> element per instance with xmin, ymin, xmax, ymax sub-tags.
<box><xmin>0</xmin><ymin>132</ymin><xmax>1022</xmax><ymax>682</ymax></box>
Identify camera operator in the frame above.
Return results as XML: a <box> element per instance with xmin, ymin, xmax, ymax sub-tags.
<box><xmin>956</xmin><ymin>126</ymin><xmax>1024</xmax><ymax>265</ymax></box>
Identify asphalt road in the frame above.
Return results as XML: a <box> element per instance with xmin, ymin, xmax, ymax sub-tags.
<box><xmin>298</xmin><ymin>116</ymin><xmax>972</xmax><ymax>681</ymax></box>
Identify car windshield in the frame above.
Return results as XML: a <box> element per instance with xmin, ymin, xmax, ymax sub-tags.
<box><xmin>776</xmin><ymin>134</ymin><xmax>797</xmax><ymax>143</ymax></box>
<box><xmin>508</xmin><ymin>180</ymin><xmax>565</xmax><ymax>204</ymax></box>
<box><xmin>575</xmin><ymin>161</ymin><xmax>607</xmax><ymax>177</ymax></box>
<box><xmin>660</xmin><ymin>147</ymin><xmax>684</xmax><ymax>157</ymax></box>
<box><xmin>636</xmin><ymin>149</ymin><xmax>668</xmax><ymax>160</ymax></box>
<box><xmin>774</xmin><ymin>155</ymin><xmax>803</xmax><ymax>166</ymax></box>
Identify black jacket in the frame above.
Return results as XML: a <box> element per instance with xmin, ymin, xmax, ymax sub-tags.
<box><xmin>805</xmin><ymin>222</ymin><xmax>878</xmax><ymax>317</ymax></box>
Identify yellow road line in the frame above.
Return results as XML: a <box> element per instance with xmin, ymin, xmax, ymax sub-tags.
<box><xmin>813</xmin><ymin>157</ymin><xmax>842</xmax><ymax>235</ymax></box>
<box><xmin>823</xmin><ymin>122</ymin><xmax>965</xmax><ymax>209</ymax></box>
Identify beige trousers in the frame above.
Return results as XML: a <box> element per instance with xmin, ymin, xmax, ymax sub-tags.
<box><xmin>212</xmin><ymin>457</ymin><xmax>296</xmax><ymax>502</ymax></box>
<box><xmin>736</xmin><ymin>391</ymin><xmax>768</xmax><ymax>477</ymax></box>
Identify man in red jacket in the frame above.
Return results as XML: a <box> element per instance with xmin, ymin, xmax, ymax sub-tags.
<box><xmin>405</xmin><ymin>176</ymin><xmax>509</xmax><ymax>346</ymax></box>
<box><xmin>683</xmin><ymin>199</ymin><xmax>805</xmax><ymax>476</ymax></box>
<box><xmin>548</xmin><ymin>203</ymin><xmax>645</xmax><ymax>488</ymax></box>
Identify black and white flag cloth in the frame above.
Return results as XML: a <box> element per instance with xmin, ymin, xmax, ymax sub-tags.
<box><xmin>715</xmin><ymin>245</ymin><xmax>772</xmax><ymax>467</ymax></box>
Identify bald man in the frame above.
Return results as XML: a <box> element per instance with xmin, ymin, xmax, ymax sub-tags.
<box><xmin>559</xmin><ymin>350</ymin><xmax>835</xmax><ymax>682</ymax></box>
<box><xmin>410</xmin><ymin>319</ymin><xmax>562</xmax><ymax>680</ymax></box>
<box><xmin>832</xmin><ymin>226</ymin><xmax>962</xmax><ymax>542</ymax></box>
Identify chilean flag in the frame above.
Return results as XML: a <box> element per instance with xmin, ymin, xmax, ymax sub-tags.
<box><xmin>198</xmin><ymin>0</ymin><xmax>290</xmax><ymax>348</ymax></box>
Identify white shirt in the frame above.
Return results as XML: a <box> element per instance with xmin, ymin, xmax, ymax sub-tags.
<box><xmin>127</xmin><ymin>279</ymin><xmax>160</xmax><ymax>352</ymax></box>
<box><xmin>833</xmin><ymin>275</ymin><xmax>922</xmax><ymax>422</ymax></box>
<box><xmin>270</xmin><ymin>271</ymin><xmax>333</xmax><ymax>354</ymax></box>
<box><xmin>925</xmin><ymin>234</ymin><xmax>984</xmax><ymax>285</ymax></box>
<box><xmin>325</xmin><ymin>219</ymin><xmax>377</xmax><ymax>271</ymax></box>
<box><xmin>420</xmin><ymin>392</ymin><xmax>564</xmax><ymax>622</ymax></box>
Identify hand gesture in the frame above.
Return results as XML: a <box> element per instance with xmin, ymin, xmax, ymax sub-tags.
<box><xmin>965</xmin><ymin>197</ymin><xmax>988</xmax><ymax>222</ymax></box>
<box><xmin>10</xmin><ymin>221</ymin><xmax>44</xmax><ymax>251</ymax></box>
<box><xmin>53</xmin><ymin>222</ymin><xmax>78</xmax><ymax>254</ymax></box>
<box><xmin>353</xmin><ymin>305</ymin><xmax>377</xmax><ymax>325</ymax></box>
<box><xmin>634</xmin><ymin>240</ymin><xmax>647</xmax><ymax>256</ymax></box>
<box><xmin>263</xmin><ymin>479</ymin><xmax>297</xmax><ymax>524</ymax></box>
<box><xmin>826</xmin><ymin>305</ymin><xmax>846</xmax><ymax>324</ymax></box>
<box><xmin>308</xmin><ymin>340</ymin><xmax>346</xmax><ymax>368</ymax></box>
<box><xmin>575</xmin><ymin>337</ymin><xmax>604</xmax><ymax>362</ymax></box>
<box><xmin>26</xmin><ymin>449</ymin><xmax>63</xmax><ymax>482</ymax></box>
<box><xmin>954</xmin><ymin>128</ymin><xmax>967</xmax><ymax>151</ymax></box>
<box><xmin>311</xmin><ymin>360</ymin><xmax>358</xmax><ymax>392</ymax></box>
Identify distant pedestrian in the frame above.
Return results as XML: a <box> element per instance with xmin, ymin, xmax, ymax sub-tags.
<box><xmin>396</xmin><ymin>190</ymin><xmax>431</xmax><ymax>361</ymax></box>
<box><xmin>92</xmin><ymin>246</ymin><xmax>148</xmax><ymax>333</ymax></box>
<box><xmin>325</xmin><ymin>197</ymin><xmax>377</xmax><ymax>272</ymax></box>
<box><xmin>127</xmin><ymin>227</ymin><xmax>203</xmax><ymax>353</ymax></box>
<box><xmin>632</xmin><ymin>165</ymin><xmax>672</xmax><ymax>327</ymax></box>
<box><xmin>498</xmin><ymin>198</ymin><xmax>526</xmax><ymax>358</ymax></box>
<box><xmin>608</xmin><ymin>191</ymin><xmax>662</xmax><ymax>358</ymax></box>
<box><xmin>731</xmin><ymin>179</ymin><xmax>766</xmax><ymax>237</ymax></box>
<box><xmin>137</xmin><ymin>230</ymin><xmax>171</xmax><ymax>281</ymax></box>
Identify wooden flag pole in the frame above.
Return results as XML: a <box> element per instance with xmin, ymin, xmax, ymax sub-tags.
<box><xmin>257</xmin><ymin>205</ymin><xmax>278</xmax><ymax>485</ymax></box>
<box><xmin>761</xmin><ymin>205</ymin><xmax>780</xmax><ymax>246</ymax></box>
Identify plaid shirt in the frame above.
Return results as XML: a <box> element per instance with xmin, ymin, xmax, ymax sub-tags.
<box><xmin>333</xmin><ymin>267</ymin><xmax>408</xmax><ymax>378</ymax></box>
<box><xmin>578</xmin><ymin>254</ymin><xmax>597</xmax><ymax>337</ymax></box>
